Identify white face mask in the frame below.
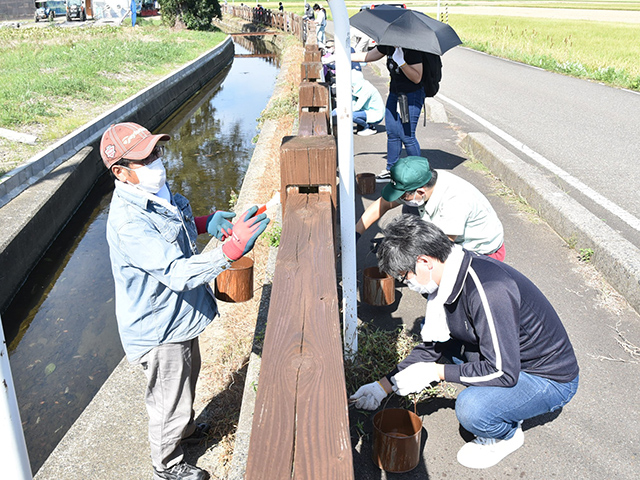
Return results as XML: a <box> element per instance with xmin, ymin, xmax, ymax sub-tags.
<box><xmin>407</xmin><ymin>264</ymin><xmax>439</xmax><ymax>295</ymax></box>
<box><xmin>400</xmin><ymin>192</ymin><xmax>426</xmax><ymax>208</ymax></box>
<box><xmin>128</xmin><ymin>158</ymin><xmax>166</xmax><ymax>194</ymax></box>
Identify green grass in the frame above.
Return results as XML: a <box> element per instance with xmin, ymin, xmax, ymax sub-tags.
<box><xmin>0</xmin><ymin>23</ymin><xmax>226</xmax><ymax>129</ymax></box>
<box><xmin>449</xmin><ymin>14</ymin><xmax>640</xmax><ymax>90</ymax></box>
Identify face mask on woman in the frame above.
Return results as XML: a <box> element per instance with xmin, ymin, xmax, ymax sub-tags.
<box><xmin>128</xmin><ymin>158</ymin><xmax>166</xmax><ymax>194</ymax></box>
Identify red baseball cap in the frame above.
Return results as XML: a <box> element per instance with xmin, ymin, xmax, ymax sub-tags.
<box><xmin>100</xmin><ymin>122</ymin><xmax>170</xmax><ymax>169</ymax></box>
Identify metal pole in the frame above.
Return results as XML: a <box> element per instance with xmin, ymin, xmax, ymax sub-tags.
<box><xmin>0</xmin><ymin>316</ymin><xmax>33</xmax><ymax>480</ymax></box>
<box><xmin>327</xmin><ymin>0</ymin><xmax>357</xmax><ymax>358</ymax></box>
<box><xmin>437</xmin><ymin>0</ymin><xmax>441</xmax><ymax>22</ymax></box>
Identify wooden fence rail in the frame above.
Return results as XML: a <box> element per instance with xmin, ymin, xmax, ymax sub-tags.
<box><xmin>229</xmin><ymin>7</ymin><xmax>354</xmax><ymax>478</ymax></box>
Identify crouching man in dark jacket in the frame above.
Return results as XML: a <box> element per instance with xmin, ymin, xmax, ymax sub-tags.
<box><xmin>351</xmin><ymin>215</ymin><xmax>579</xmax><ymax>469</ymax></box>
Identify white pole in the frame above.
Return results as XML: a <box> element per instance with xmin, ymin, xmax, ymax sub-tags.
<box><xmin>437</xmin><ymin>0</ymin><xmax>441</xmax><ymax>21</ymax></box>
<box><xmin>0</xmin><ymin>316</ymin><xmax>33</xmax><ymax>480</ymax></box>
<box><xmin>327</xmin><ymin>0</ymin><xmax>357</xmax><ymax>358</ymax></box>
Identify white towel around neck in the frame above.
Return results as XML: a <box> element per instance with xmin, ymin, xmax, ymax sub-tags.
<box><xmin>420</xmin><ymin>244</ymin><xmax>465</xmax><ymax>343</ymax></box>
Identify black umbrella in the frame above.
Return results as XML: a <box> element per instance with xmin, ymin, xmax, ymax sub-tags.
<box><xmin>349</xmin><ymin>6</ymin><xmax>462</xmax><ymax>56</ymax></box>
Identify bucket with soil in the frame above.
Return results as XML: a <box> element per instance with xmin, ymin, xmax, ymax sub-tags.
<box><xmin>372</xmin><ymin>408</ymin><xmax>422</xmax><ymax>473</ymax></box>
<box><xmin>356</xmin><ymin>172</ymin><xmax>376</xmax><ymax>195</ymax></box>
<box><xmin>362</xmin><ymin>266</ymin><xmax>395</xmax><ymax>306</ymax></box>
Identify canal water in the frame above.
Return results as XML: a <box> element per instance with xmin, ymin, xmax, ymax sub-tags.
<box><xmin>2</xmin><ymin>37</ymin><xmax>280</xmax><ymax>473</ymax></box>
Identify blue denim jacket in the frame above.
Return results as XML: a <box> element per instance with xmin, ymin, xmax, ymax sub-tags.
<box><xmin>106</xmin><ymin>182</ymin><xmax>230</xmax><ymax>361</ymax></box>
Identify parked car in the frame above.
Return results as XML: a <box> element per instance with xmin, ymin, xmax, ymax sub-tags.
<box><xmin>66</xmin><ymin>0</ymin><xmax>87</xmax><ymax>21</ymax></box>
<box><xmin>34</xmin><ymin>0</ymin><xmax>66</xmax><ymax>22</ymax></box>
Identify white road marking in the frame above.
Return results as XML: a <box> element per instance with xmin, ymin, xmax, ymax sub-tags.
<box><xmin>438</xmin><ymin>93</ymin><xmax>640</xmax><ymax>233</ymax></box>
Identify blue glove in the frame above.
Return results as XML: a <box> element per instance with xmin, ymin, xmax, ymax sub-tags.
<box><xmin>222</xmin><ymin>206</ymin><xmax>270</xmax><ymax>261</ymax></box>
<box><xmin>207</xmin><ymin>210</ymin><xmax>235</xmax><ymax>241</ymax></box>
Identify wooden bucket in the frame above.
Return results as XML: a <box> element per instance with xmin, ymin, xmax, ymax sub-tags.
<box><xmin>356</xmin><ymin>173</ymin><xmax>376</xmax><ymax>195</ymax></box>
<box><xmin>215</xmin><ymin>256</ymin><xmax>254</xmax><ymax>303</ymax></box>
<box><xmin>362</xmin><ymin>266</ymin><xmax>395</xmax><ymax>306</ymax></box>
<box><xmin>372</xmin><ymin>408</ymin><xmax>422</xmax><ymax>473</ymax></box>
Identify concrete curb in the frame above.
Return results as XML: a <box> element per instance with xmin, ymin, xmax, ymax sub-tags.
<box><xmin>0</xmin><ymin>38</ymin><xmax>235</xmax><ymax>314</ymax></box>
<box><xmin>462</xmin><ymin>132</ymin><xmax>640</xmax><ymax>314</ymax></box>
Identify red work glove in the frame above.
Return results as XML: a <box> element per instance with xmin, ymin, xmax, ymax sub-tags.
<box><xmin>222</xmin><ymin>206</ymin><xmax>270</xmax><ymax>261</ymax></box>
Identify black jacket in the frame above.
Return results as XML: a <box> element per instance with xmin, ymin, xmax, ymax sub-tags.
<box><xmin>392</xmin><ymin>251</ymin><xmax>579</xmax><ymax>387</ymax></box>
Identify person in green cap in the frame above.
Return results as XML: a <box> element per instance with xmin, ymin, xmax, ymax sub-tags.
<box><xmin>355</xmin><ymin>156</ymin><xmax>506</xmax><ymax>260</ymax></box>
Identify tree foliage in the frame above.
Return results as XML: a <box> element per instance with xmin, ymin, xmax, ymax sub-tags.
<box><xmin>161</xmin><ymin>0</ymin><xmax>222</xmax><ymax>30</ymax></box>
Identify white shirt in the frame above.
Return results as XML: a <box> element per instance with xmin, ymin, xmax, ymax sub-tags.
<box><xmin>418</xmin><ymin>170</ymin><xmax>504</xmax><ymax>254</ymax></box>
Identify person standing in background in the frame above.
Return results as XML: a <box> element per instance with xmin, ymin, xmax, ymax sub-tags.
<box><xmin>351</xmin><ymin>45</ymin><xmax>425</xmax><ymax>181</ymax></box>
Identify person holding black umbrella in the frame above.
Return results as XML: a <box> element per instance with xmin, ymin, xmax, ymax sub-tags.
<box><xmin>351</xmin><ymin>45</ymin><xmax>425</xmax><ymax>181</ymax></box>
<box><xmin>348</xmin><ymin>6</ymin><xmax>462</xmax><ymax>181</ymax></box>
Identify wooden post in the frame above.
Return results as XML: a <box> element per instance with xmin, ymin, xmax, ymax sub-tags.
<box><xmin>299</xmin><ymin>111</ymin><xmax>329</xmax><ymax>137</ymax></box>
<box><xmin>279</xmin><ymin>135</ymin><xmax>336</xmax><ymax>218</ymax></box>
<box><xmin>304</xmin><ymin>45</ymin><xmax>322</xmax><ymax>63</ymax></box>
<box><xmin>299</xmin><ymin>81</ymin><xmax>331</xmax><ymax>125</ymax></box>
<box><xmin>214</xmin><ymin>256</ymin><xmax>254</xmax><ymax>303</ymax></box>
<box><xmin>301</xmin><ymin>61</ymin><xmax>324</xmax><ymax>82</ymax></box>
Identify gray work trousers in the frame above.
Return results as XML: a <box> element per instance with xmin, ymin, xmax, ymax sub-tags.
<box><xmin>137</xmin><ymin>338</ymin><xmax>201</xmax><ymax>470</ymax></box>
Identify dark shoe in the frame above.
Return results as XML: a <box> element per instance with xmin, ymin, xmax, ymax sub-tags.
<box><xmin>153</xmin><ymin>462</ymin><xmax>210</xmax><ymax>480</ymax></box>
<box><xmin>181</xmin><ymin>423</ymin><xmax>211</xmax><ymax>445</ymax></box>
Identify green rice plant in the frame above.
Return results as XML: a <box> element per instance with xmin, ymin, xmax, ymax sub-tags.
<box><xmin>449</xmin><ymin>14</ymin><xmax>640</xmax><ymax>91</ymax></box>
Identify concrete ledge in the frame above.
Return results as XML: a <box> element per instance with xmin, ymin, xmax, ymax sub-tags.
<box><xmin>462</xmin><ymin>132</ymin><xmax>640</xmax><ymax>314</ymax></box>
<box><xmin>425</xmin><ymin>98</ymin><xmax>448</xmax><ymax>123</ymax></box>
<box><xmin>0</xmin><ymin>37</ymin><xmax>235</xmax><ymax>314</ymax></box>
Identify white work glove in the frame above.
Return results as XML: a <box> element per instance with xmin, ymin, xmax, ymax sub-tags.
<box><xmin>391</xmin><ymin>362</ymin><xmax>440</xmax><ymax>396</ymax></box>
<box><xmin>350</xmin><ymin>381</ymin><xmax>388</xmax><ymax>410</ymax></box>
<box><xmin>322</xmin><ymin>54</ymin><xmax>335</xmax><ymax>65</ymax></box>
<box><xmin>392</xmin><ymin>47</ymin><xmax>406</xmax><ymax>67</ymax></box>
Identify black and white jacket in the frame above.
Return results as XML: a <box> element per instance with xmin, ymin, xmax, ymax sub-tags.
<box><xmin>390</xmin><ymin>250</ymin><xmax>579</xmax><ymax>387</ymax></box>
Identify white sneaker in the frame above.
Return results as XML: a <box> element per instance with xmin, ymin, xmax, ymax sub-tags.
<box><xmin>375</xmin><ymin>169</ymin><xmax>391</xmax><ymax>182</ymax></box>
<box><xmin>457</xmin><ymin>426</ymin><xmax>524</xmax><ymax>469</ymax></box>
<box><xmin>357</xmin><ymin>127</ymin><xmax>376</xmax><ymax>136</ymax></box>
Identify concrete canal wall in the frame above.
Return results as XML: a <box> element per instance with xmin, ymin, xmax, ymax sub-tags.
<box><xmin>0</xmin><ymin>37</ymin><xmax>234</xmax><ymax>314</ymax></box>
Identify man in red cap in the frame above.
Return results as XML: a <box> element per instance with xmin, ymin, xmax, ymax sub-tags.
<box><xmin>101</xmin><ymin>122</ymin><xmax>269</xmax><ymax>480</ymax></box>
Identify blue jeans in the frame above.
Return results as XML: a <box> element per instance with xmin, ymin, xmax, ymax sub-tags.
<box><xmin>385</xmin><ymin>89</ymin><xmax>426</xmax><ymax>170</ymax></box>
<box><xmin>455</xmin><ymin>371</ymin><xmax>579</xmax><ymax>440</ymax></box>
<box><xmin>332</xmin><ymin>109</ymin><xmax>380</xmax><ymax>130</ymax></box>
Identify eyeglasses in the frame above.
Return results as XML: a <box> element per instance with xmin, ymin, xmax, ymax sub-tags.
<box><xmin>400</xmin><ymin>190</ymin><xmax>417</xmax><ymax>201</ymax></box>
<box><xmin>397</xmin><ymin>271</ymin><xmax>410</xmax><ymax>284</ymax></box>
<box><xmin>130</xmin><ymin>145</ymin><xmax>164</xmax><ymax>167</ymax></box>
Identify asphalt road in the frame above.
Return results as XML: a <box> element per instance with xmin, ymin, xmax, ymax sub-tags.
<box><xmin>437</xmin><ymin>46</ymin><xmax>640</xmax><ymax>248</ymax></box>
<box><xmin>351</xmin><ymin>61</ymin><xmax>640</xmax><ymax>480</ymax></box>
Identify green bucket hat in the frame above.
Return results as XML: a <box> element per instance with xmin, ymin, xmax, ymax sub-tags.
<box><xmin>382</xmin><ymin>156</ymin><xmax>432</xmax><ymax>202</ymax></box>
